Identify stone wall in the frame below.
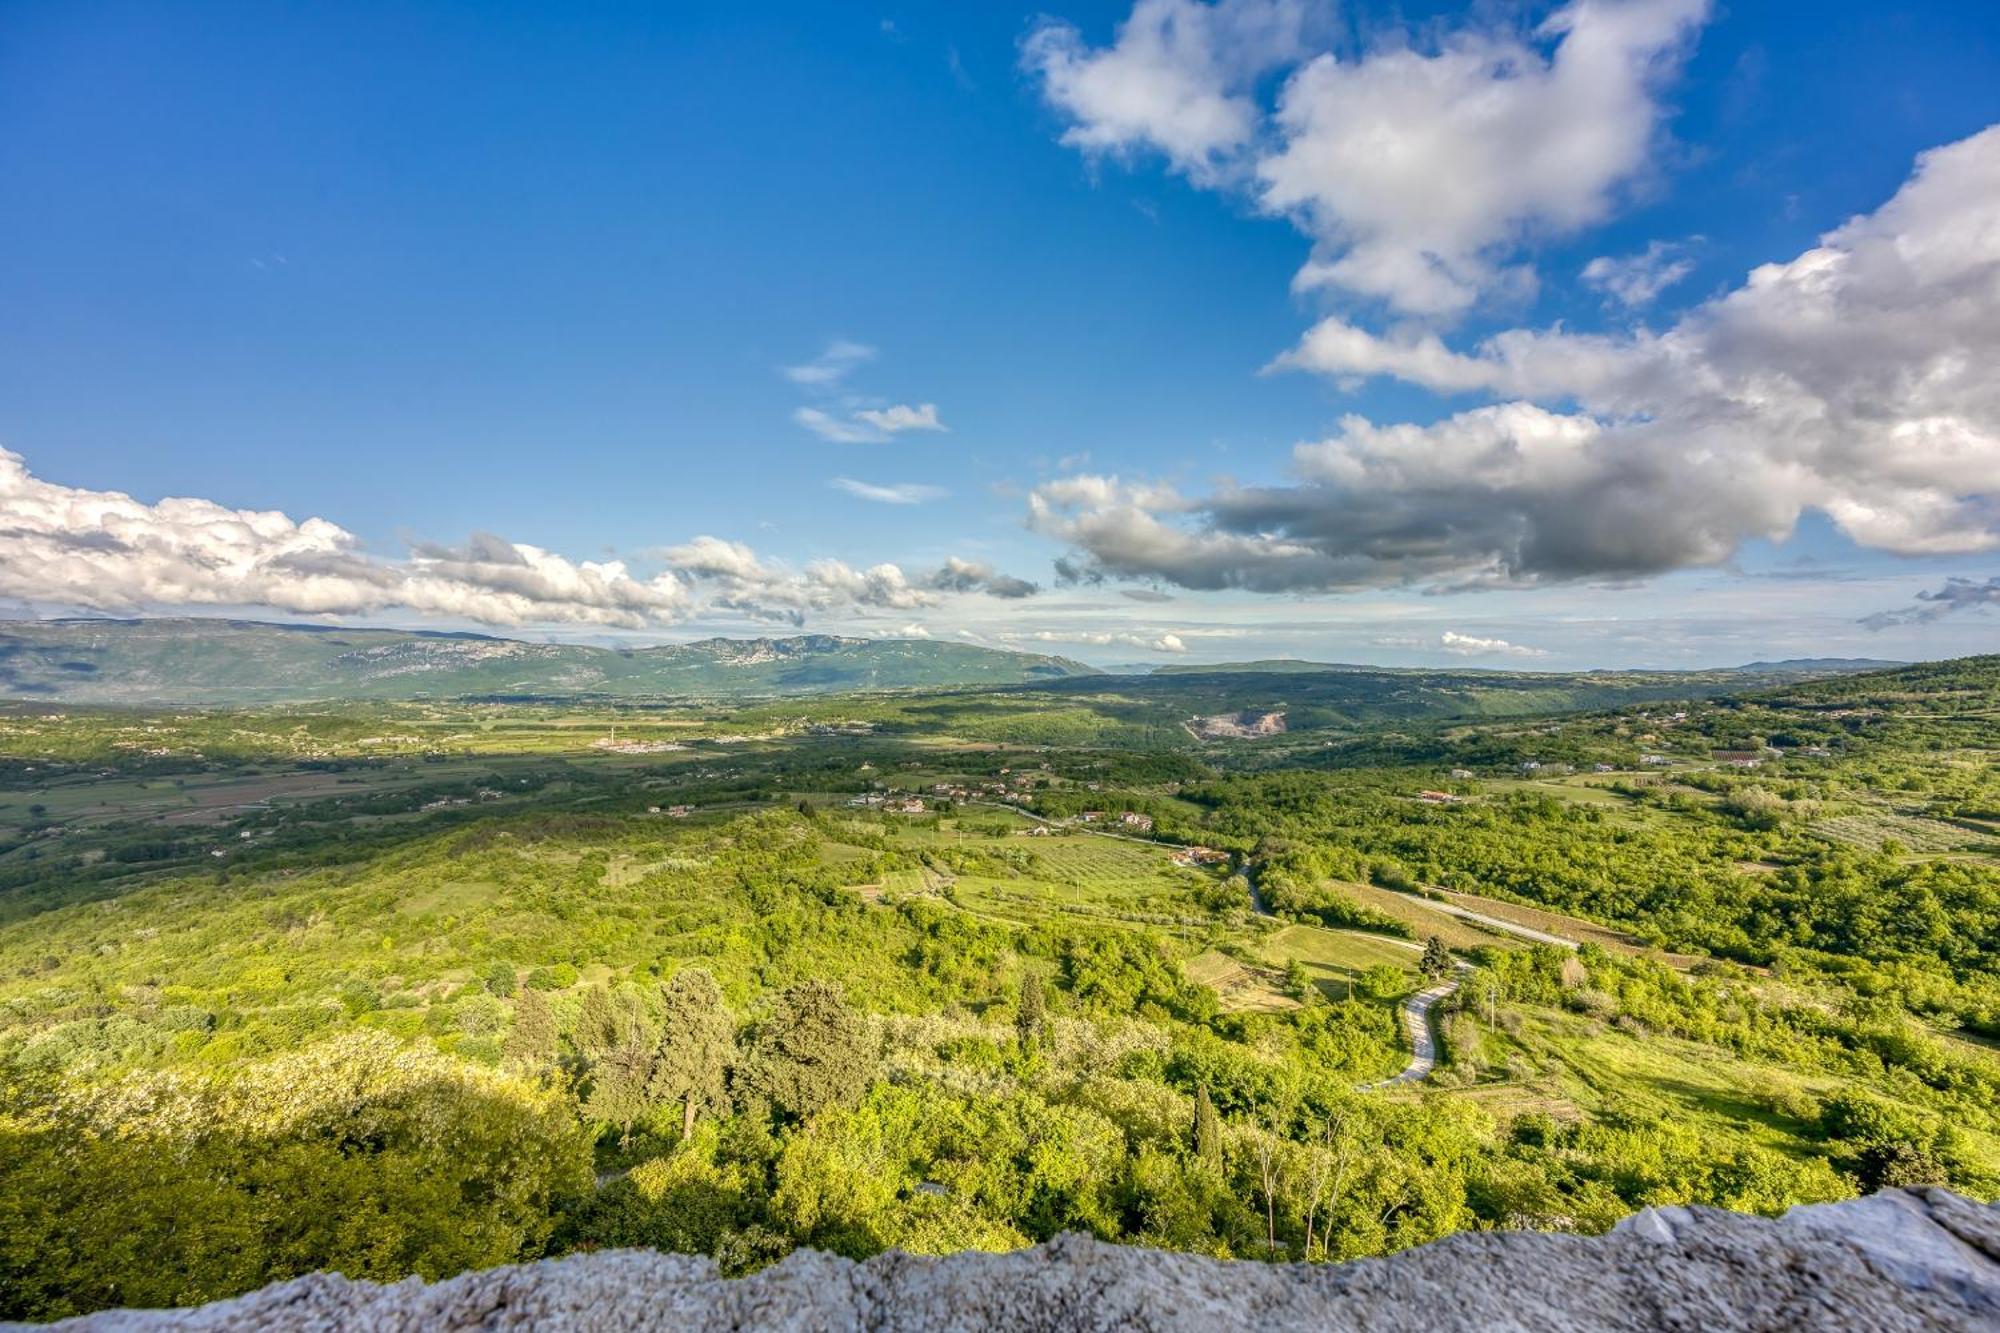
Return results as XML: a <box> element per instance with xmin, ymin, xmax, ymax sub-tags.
<box><xmin>32</xmin><ymin>1187</ymin><xmax>2000</xmax><ymax>1332</ymax></box>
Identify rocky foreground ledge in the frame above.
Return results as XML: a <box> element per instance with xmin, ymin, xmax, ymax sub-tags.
<box><xmin>32</xmin><ymin>1187</ymin><xmax>2000</xmax><ymax>1333</ymax></box>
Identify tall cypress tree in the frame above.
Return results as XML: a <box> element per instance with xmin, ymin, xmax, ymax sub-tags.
<box><xmin>1193</xmin><ymin>1085</ymin><xmax>1223</xmax><ymax>1171</ymax></box>
<box><xmin>1015</xmin><ymin>973</ymin><xmax>1048</xmax><ymax>1051</ymax></box>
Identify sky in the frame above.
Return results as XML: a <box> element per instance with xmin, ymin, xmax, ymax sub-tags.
<box><xmin>3</xmin><ymin>0</ymin><xmax>1999</xmax><ymax>669</ymax></box>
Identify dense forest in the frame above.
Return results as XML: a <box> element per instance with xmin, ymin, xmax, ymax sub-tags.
<box><xmin>1</xmin><ymin>657</ymin><xmax>1996</xmax><ymax>1319</ymax></box>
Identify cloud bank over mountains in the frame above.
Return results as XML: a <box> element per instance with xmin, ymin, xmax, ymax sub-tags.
<box><xmin>0</xmin><ymin>450</ymin><xmax>1034</xmax><ymax>631</ymax></box>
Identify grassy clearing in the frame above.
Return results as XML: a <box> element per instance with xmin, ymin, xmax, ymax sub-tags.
<box><xmin>1255</xmin><ymin>924</ymin><xmax>1416</xmax><ymax>999</ymax></box>
<box><xmin>1468</xmin><ymin>1006</ymin><xmax>1832</xmax><ymax>1152</ymax></box>
<box><xmin>1185</xmin><ymin>950</ymin><xmax>1295</xmax><ymax>1013</ymax></box>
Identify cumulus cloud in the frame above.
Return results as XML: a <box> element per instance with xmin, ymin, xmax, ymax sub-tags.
<box><xmin>1029</xmin><ymin>0</ymin><xmax>1709</xmax><ymax>315</ymax></box>
<box><xmin>1582</xmin><ymin>239</ymin><xmax>1696</xmax><ymax>308</ymax></box>
<box><xmin>658</xmin><ymin>534</ymin><xmax>937</xmax><ymax>624</ymax></box>
<box><xmin>828</xmin><ymin>477</ymin><xmax>949</xmax><ymax>505</ymax></box>
<box><xmin>0</xmin><ymin>450</ymin><xmax>1041</xmax><ymax>632</ymax></box>
<box><xmin>0</xmin><ymin>449</ymin><xmax>692</xmax><ymax>630</ymax></box>
<box><xmin>1039</xmin><ymin>127</ymin><xmax>2000</xmax><ymax>591</ymax></box>
<box><xmin>853</xmin><ymin>403</ymin><xmax>946</xmax><ymax>433</ymax></box>
<box><xmin>924</xmin><ymin>557</ymin><xmax>1040</xmax><ymax>599</ymax></box>
<box><xmin>784</xmin><ymin>340</ymin><xmax>876</xmax><ymax>386</ymax></box>
<box><xmin>1023</xmin><ymin>0</ymin><xmax>1315</xmax><ymax>184</ymax></box>
<box><xmin>1860</xmin><ymin>575</ymin><xmax>2000</xmax><ymax>629</ymax></box>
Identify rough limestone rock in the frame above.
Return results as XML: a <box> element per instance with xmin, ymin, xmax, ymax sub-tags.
<box><xmin>30</xmin><ymin>1187</ymin><xmax>2000</xmax><ymax>1332</ymax></box>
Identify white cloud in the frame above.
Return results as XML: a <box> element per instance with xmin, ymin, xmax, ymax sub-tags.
<box><xmin>0</xmin><ymin>450</ymin><xmax>1040</xmax><ymax>631</ymax></box>
<box><xmin>1019</xmin><ymin>628</ymin><xmax>1190</xmax><ymax>654</ymax></box>
<box><xmin>1262</xmin><ymin>0</ymin><xmax>1708</xmax><ymax>315</ymax></box>
<box><xmin>1440</xmin><ymin>631</ymin><xmax>1547</xmax><ymax>658</ymax></box>
<box><xmin>793</xmin><ymin>407</ymin><xmax>886</xmax><ymax>444</ymax></box>
<box><xmin>786</xmin><ymin>341</ymin><xmax>947</xmax><ymax>442</ymax></box>
<box><xmin>828</xmin><ymin>477</ymin><xmax>949</xmax><ymax>505</ymax></box>
<box><xmin>784</xmin><ymin>340</ymin><xmax>876</xmax><ymax>387</ymax></box>
<box><xmin>852</xmin><ymin>403</ymin><xmax>946</xmax><ymax>433</ymax></box>
<box><xmin>658</xmin><ymin>535</ymin><xmax>935</xmax><ymax>623</ymax></box>
<box><xmin>1041</xmin><ymin>126</ymin><xmax>2000</xmax><ymax>591</ymax></box>
<box><xmin>1029</xmin><ymin>0</ymin><xmax>1710</xmax><ymax>315</ymax></box>
<box><xmin>1375</xmin><ymin>630</ymin><xmax>1546</xmax><ymax>658</ymax></box>
<box><xmin>0</xmin><ymin>450</ymin><xmax>691</xmax><ymax>630</ymax></box>
<box><xmin>1023</xmin><ymin>0</ymin><xmax>1313</xmax><ymax>184</ymax></box>
<box><xmin>895</xmin><ymin>621</ymin><xmax>933</xmax><ymax>638</ymax></box>
<box><xmin>1582</xmin><ymin>239</ymin><xmax>1696</xmax><ymax>308</ymax></box>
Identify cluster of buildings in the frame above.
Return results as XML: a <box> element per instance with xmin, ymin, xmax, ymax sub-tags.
<box><xmin>1075</xmin><ymin>809</ymin><xmax>1155</xmax><ymax>832</ymax></box>
<box><xmin>843</xmin><ymin>770</ymin><xmax>1046</xmax><ymax>816</ymax></box>
<box><xmin>844</xmin><ymin>793</ymin><xmax>932</xmax><ymax>815</ymax></box>
<box><xmin>1172</xmin><ymin>846</ymin><xmax>1231</xmax><ymax>868</ymax></box>
<box><xmin>591</xmin><ymin>736</ymin><xmax>687</xmax><ymax>755</ymax></box>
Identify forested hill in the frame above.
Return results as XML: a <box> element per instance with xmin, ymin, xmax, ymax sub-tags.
<box><xmin>1751</xmin><ymin>654</ymin><xmax>2000</xmax><ymax>712</ymax></box>
<box><xmin>1153</xmin><ymin>658</ymin><xmax>1903</xmax><ymax>678</ymax></box>
<box><xmin>0</xmin><ymin>619</ymin><xmax>1098</xmax><ymax>704</ymax></box>
<box><xmin>1002</xmin><ymin>661</ymin><xmax>1915</xmax><ymax>733</ymax></box>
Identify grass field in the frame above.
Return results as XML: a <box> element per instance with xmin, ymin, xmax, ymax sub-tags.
<box><xmin>821</xmin><ymin>816</ymin><xmax>1218</xmax><ymax>933</ymax></box>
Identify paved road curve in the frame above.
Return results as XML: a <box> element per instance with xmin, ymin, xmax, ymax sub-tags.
<box><xmin>1368</xmin><ymin>965</ymin><xmax>1471</xmax><ymax>1086</ymax></box>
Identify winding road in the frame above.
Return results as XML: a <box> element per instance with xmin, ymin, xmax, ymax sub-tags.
<box><xmin>1367</xmin><ymin>963</ymin><xmax>1471</xmax><ymax>1087</ymax></box>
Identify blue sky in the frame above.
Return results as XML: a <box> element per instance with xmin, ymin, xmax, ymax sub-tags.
<box><xmin>3</xmin><ymin>1</ymin><xmax>1999</xmax><ymax>667</ymax></box>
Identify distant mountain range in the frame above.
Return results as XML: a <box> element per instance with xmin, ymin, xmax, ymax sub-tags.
<box><xmin>1730</xmin><ymin>658</ymin><xmax>1907</xmax><ymax>673</ymax></box>
<box><xmin>0</xmin><ymin>618</ymin><xmax>1920</xmax><ymax>708</ymax></box>
<box><xmin>0</xmin><ymin>619</ymin><xmax>1097</xmax><ymax>704</ymax></box>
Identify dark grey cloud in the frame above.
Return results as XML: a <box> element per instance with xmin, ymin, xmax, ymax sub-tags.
<box><xmin>1860</xmin><ymin>576</ymin><xmax>2000</xmax><ymax>630</ymax></box>
<box><xmin>924</xmin><ymin>558</ymin><xmax>1039</xmax><ymax>599</ymax></box>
